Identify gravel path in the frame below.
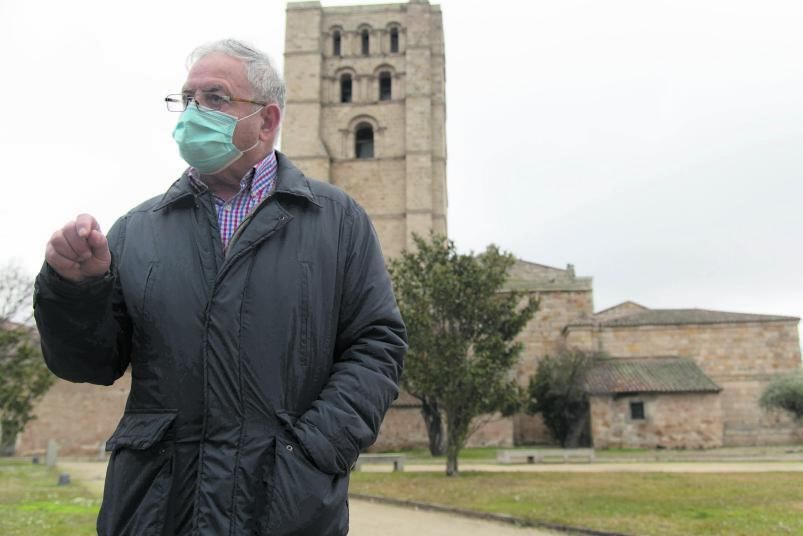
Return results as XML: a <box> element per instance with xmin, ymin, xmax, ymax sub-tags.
<box><xmin>368</xmin><ymin>461</ymin><xmax>803</xmax><ymax>473</ymax></box>
<box><xmin>349</xmin><ymin>500</ymin><xmax>558</xmax><ymax>535</ymax></box>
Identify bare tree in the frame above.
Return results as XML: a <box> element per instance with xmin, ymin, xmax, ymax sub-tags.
<box><xmin>0</xmin><ymin>261</ymin><xmax>34</xmax><ymax>324</ymax></box>
<box><xmin>0</xmin><ymin>262</ymin><xmax>53</xmax><ymax>455</ymax></box>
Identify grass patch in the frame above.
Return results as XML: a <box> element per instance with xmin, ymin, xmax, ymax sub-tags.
<box><xmin>350</xmin><ymin>471</ymin><xmax>803</xmax><ymax>535</ymax></box>
<box><xmin>0</xmin><ymin>459</ymin><xmax>99</xmax><ymax>535</ymax></box>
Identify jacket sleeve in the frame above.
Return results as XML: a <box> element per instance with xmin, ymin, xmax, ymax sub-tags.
<box><xmin>290</xmin><ymin>204</ymin><xmax>407</xmax><ymax>475</ymax></box>
<box><xmin>33</xmin><ymin>216</ymin><xmax>132</xmax><ymax>386</ymax></box>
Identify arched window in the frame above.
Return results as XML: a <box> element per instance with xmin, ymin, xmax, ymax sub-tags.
<box><xmin>333</xmin><ymin>31</ymin><xmax>341</xmax><ymax>56</ymax></box>
<box><xmin>379</xmin><ymin>71</ymin><xmax>392</xmax><ymax>101</ymax></box>
<box><xmin>390</xmin><ymin>27</ymin><xmax>399</xmax><ymax>53</ymax></box>
<box><xmin>340</xmin><ymin>74</ymin><xmax>352</xmax><ymax>103</ymax></box>
<box><xmin>361</xmin><ymin>30</ymin><xmax>370</xmax><ymax>56</ymax></box>
<box><xmin>355</xmin><ymin>123</ymin><xmax>374</xmax><ymax>159</ymax></box>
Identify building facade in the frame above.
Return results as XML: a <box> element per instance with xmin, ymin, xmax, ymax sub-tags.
<box><xmin>282</xmin><ymin>0</ymin><xmax>447</xmax><ymax>258</ymax></box>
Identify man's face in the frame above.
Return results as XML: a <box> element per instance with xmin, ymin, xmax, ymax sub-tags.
<box><xmin>182</xmin><ymin>53</ymin><xmax>263</xmax><ymax>152</ymax></box>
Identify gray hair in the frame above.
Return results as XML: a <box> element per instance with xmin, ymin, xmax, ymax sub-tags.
<box><xmin>188</xmin><ymin>39</ymin><xmax>286</xmax><ymax>112</ymax></box>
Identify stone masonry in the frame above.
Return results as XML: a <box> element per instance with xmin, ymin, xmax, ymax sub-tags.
<box><xmin>590</xmin><ymin>392</ymin><xmax>724</xmax><ymax>449</ymax></box>
<box><xmin>18</xmin><ymin>373</ymin><xmax>129</xmax><ymax>457</ymax></box>
<box><xmin>283</xmin><ymin>0</ymin><xmax>447</xmax><ymax>258</ymax></box>
<box><xmin>566</xmin><ymin>310</ymin><xmax>802</xmax><ymax>446</ymax></box>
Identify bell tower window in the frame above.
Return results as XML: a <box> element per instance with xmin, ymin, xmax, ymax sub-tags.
<box><xmin>355</xmin><ymin>124</ymin><xmax>374</xmax><ymax>159</ymax></box>
<box><xmin>340</xmin><ymin>74</ymin><xmax>352</xmax><ymax>103</ymax></box>
<box><xmin>333</xmin><ymin>31</ymin><xmax>341</xmax><ymax>56</ymax></box>
<box><xmin>379</xmin><ymin>71</ymin><xmax>392</xmax><ymax>101</ymax></box>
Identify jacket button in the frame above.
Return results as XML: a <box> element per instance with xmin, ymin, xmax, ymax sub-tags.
<box><xmin>286</xmin><ymin>444</ymin><xmax>294</xmax><ymax>453</ymax></box>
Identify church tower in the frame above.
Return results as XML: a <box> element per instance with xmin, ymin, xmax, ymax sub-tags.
<box><xmin>282</xmin><ymin>0</ymin><xmax>447</xmax><ymax>257</ymax></box>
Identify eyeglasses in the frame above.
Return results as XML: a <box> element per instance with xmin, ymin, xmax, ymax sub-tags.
<box><xmin>165</xmin><ymin>91</ymin><xmax>267</xmax><ymax>112</ymax></box>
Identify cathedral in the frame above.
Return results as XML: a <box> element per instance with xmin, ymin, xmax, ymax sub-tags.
<box><xmin>278</xmin><ymin>0</ymin><xmax>802</xmax><ymax>449</ymax></box>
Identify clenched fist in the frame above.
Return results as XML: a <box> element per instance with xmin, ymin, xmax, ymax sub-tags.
<box><xmin>46</xmin><ymin>214</ymin><xmax>111</xmax><ymax>283</ymax></box>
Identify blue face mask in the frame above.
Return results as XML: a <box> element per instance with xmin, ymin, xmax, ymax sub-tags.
<box><xmin>172</xmin><ymin>105</ymin><xmax>263</xmax><ymax>174</ymax></box>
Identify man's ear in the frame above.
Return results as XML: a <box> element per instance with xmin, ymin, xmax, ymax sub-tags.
<box><xmin>260</xmin><ymin>104</ymin><xmax>281</xmax><ymax>141</ymax></box>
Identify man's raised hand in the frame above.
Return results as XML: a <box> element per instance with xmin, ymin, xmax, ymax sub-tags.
<box><xmin>46</xmin><ymin>214</ymin><xmax>111</xmax><ymax>283</ymax></box>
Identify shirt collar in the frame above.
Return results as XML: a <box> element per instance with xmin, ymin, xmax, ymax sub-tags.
<box><xmin>187</xmin><ymin>151</ymin><xmax>278</xmax><ymax>197</ymax></box>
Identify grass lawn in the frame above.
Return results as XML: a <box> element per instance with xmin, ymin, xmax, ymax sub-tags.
<box><xmin>350</xmin><ymin>471</ymin><xmax>803</xmax><ymax>536</ymax></box>
<box><xmin>0</xmin><ymin>459</ymin><xmax>99</xmax><ymax>535</ymax></box>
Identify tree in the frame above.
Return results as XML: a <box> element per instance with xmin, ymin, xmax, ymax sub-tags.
<box><xmin>760</xmin><ymin>371</ymin><xmax>803</xmax><ymax>421</ymax></box>
<box><xmin>527</xmin><ymin>349</ymin><xmax>598</xmax><ymax>448</ymax></box>
<box><xmin>0</xmin><ymin>262</ymin><xmax>53</xmax><ymax>455</ymax></box>
<box><xmin>389</xmin><ymin>233</ymin><xmax>538</xmax><ymax>475</ymax></box>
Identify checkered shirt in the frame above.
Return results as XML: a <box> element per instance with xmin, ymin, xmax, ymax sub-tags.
<box><xmin>188</xmin><ymin>152</ymin><xmax>278</xmax><ymax>248</ymax></box>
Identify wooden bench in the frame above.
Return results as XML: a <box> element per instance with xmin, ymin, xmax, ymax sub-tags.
<box><xmin>353</xmin><ymin>453</ymin><xmax>406</xmax><ymax>472</ymax></box>
<box><xmin>497</xmin><ymin>448</ymin><xmax>595</xmax><ymax>464</ymax></box>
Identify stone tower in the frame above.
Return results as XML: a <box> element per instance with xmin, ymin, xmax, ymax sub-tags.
<box><xmin>282</xmin><ymin>0</ymin><xmax>447</xmax><ymax>257</ymax></box>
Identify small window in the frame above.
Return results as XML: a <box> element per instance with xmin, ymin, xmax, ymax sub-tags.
<box><xmin>630</xmin><ymin>401</ymin><xmax>645</xmax><ymax>420</ymax></box>
<box><xmin>333</xmin><ymin>31</ymin><xmax>341</xmax><ymax>56</ymax></box>
<box><xmin>355</xmin><ymin>124</ymin><xmax>374</xmax><ymax>159</ymax></box>
<box><xmin>390</xmin><ymin>27</ymin><xmax>399</xmax><ymax>53</ymax></box>
<box><xmin>379</xmin><ymin>71</ymin><xmax>392</xmax><ymax>101</ymax></box>
<box><xmin>361</xmin><ymin>30</ymin><xmax>370</xmax><ymax>56</ymax></box>
<box><xmin>340</xmin><ymin>74</ymin><xmax>352</xmax><ymax>103</ymax></box>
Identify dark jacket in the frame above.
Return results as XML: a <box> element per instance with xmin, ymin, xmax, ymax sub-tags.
<box><xmin>34</xmin><ymin>153</ymin><xmax>407</xmax><ymax>535</ymax></box>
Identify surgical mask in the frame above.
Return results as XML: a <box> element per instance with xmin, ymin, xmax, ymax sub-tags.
<box><xmin>172</xmin><ymin>105</ymin><xmax>263</xmax><ymax>174</ymax></box>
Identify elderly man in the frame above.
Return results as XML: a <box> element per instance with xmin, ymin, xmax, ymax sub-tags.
<box><xmin>34</xmin><ymin>39</ymin><xmax>406</xmax><ymax>535</ymax></box>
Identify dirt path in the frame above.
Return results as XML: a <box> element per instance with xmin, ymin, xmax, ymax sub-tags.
<box><xmin>377</xmin><ymin>461</ymin><xmax>803</xmax><ymax>473</ymax></box>
<box><xmin>348</xmin><ymin>499</ymin><xmax>558</xmax><ymax>535</ymax></box>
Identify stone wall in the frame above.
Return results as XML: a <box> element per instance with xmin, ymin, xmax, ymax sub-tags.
<box><xmin>513</xmin><ymin>288</ymin><xmax>594</xmax><ymax>444</ymax></box>
<box><xmin>590</xmin><ymin>392</ymin><xmax>723</xmax><ymax>449</ymax></box>
<box><xmin>373</xmin><ymin>403</ymin><xmax>514</xmax><ymax>451</ymax></box>
<box><xmin>283</xmin><ymin>1</ymin><xmax>447</xmax><ymax>257</ymax></box>
<box><xmin>17</xmin><ymin>374</ymin><xmax>130</xmax><ymax>457</ymax></box>
<box><xmin>582</xmin><ymin>321</ymin><xmax>802</xmax><ymax>446</ymax></box>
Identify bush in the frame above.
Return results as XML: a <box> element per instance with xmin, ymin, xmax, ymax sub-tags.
<box><xmin>760</xmin><ymin>371</ymin><xmax>803</xmax><ymax>419</ymax></box>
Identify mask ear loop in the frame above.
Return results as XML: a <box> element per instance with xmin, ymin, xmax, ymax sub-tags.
<box><xmin>238</xmin><ymin>105</ymin><xmax>266</xmax><ymax>154</ymax></box>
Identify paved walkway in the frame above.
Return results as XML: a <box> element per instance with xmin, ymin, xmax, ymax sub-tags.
<box><xmin>368</xmin><ymin>461</ymin><xmax>803</xmax><ymax>473</ymax></box>
<box><xmin>349</xmin><ymin>500</ymin><xmax>558</xmax><ymax>535</ymax></box>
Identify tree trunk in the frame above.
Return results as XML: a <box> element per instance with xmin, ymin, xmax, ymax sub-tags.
<box><xmin>0</xmin><ymin>420</ymin><xmax>17</xmax><ymax>457</ymax></box>
<box><xmin>421</xmin><ymin>399</ymin><xmax>446</xmax><ymax>456</ymax></box>
<box><xmin>565</xmin><ymin>408</ymin><xmax>590</xmax><ymax>448</ymax></box>
<box><xmin>445</xmin><ymin>439</ymin><xmax>459</xmax><ymax>476</ymax></box>
<box><xmin>445</xmin><ymin>414</ymin><xmax>466</xmax><ymax>477</ymax></box>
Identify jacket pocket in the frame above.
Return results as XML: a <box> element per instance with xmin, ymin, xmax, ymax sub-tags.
<box><xmin>97</xmin><ymin>410</ymin><xmax>177</xmax><ymax>536</ymax></box>
<box><xmin>264</xmin><ymin>435</ymin><xmax>349</xmax><ymax>536</ymax></box>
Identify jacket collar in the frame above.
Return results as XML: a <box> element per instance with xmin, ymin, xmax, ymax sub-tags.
<box><xmin>153</xmin><ymin>151</ymin><xmax>320</xmax><ymax>212</ymax></box>
<box><xmin>272</xmin><ymin>152</ymin><xmax>321</xmax><ymax>207</ymax></box>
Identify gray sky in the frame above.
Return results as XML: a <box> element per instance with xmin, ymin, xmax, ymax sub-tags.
<box><xmin>1</xmin><ymin>0</ymin><xmax>802</xmax><ymax>335</ymax></box>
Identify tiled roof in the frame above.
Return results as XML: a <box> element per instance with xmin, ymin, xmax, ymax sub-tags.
<box><xmin>584</xmin><ymin>357</ymin><xmax>721</xmax><ymax>395</ymax></box>
<box><xmin>569</xmin><ymin>308</ymin><xmax>798</xmax><ymax>328</ymax></box>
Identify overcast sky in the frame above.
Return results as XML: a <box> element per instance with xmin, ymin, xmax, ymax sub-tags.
<box><xmin>1</xmin><ymin>0</ymin><xmax>802</xmax><ymax>335</ymax></box>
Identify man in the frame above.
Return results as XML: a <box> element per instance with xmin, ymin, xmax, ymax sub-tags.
<box><xmin>34</xmin><ymin>39</ymin><xmax>406</xmax><ymax>535</ymax></box>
